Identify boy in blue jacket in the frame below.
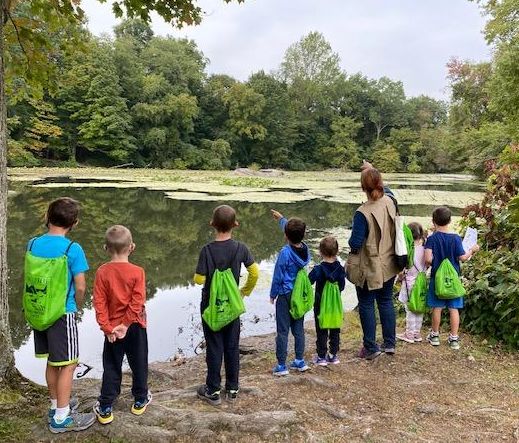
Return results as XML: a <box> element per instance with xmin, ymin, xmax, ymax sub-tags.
<box><xmin>270</xmin><ymin>209</ymin><xmax>311</xmax><ymax>376</ymax></box>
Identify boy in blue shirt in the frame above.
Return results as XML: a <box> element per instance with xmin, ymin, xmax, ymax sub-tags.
<box><xmin>309</xmin><ymin>236</ymin><xmax>346</xmax><ymax>366</ymax></box>
<box><xmin>28</xmin><ymin>197</ymin><xmax>95</xmax><ymax>433</ymax></box>
<box><xmin>425</xmin><ymin>206</ymin><xmax>479</xmax><ymax>350</ymax></box>
<box><xmin>270</xmin><ymin>209</ymin><xmax>311</xmax><ymax>376</ymax></box>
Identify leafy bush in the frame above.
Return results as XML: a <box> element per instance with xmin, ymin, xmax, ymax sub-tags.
<box><xmin>462</xmin><ymin>144</ymin><xmax>519</xmax><ymax>348</ymax></box>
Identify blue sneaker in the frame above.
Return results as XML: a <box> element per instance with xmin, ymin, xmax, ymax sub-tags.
<box><xmin>48</xmin><ymin>396</ymin><xmax>79</xmax><ymax>424</ymax></box>
<box><xmin>272</xmin><ymin>364</ymin><xmax>289</xmax><ymax>376</ymax></box>
<box><xmin>131</xmin><ymin>392</ymin><xmax>152</xmax><ymax>415</ymax></box>
<box><xmin>313</xmin><ymin>356</ymin><xmax>328</xmax><ymax>367</ymax></box>
<box><xmin>93</xmin><ymin>402</ymin><xmax>113</xmax><ymax>425</ymax></box>
<box><xmin>289</xmin><ymin>359</ymin><xmax>309</xmax><ymax>372</ymax></box>
<box><xmin>326</xmin><ymin>354</ymin><xmax>340</xmax><ymax>365</ymax></box>
<box><xmin>49</xmin><ymin>412</ymin><xmax>95</xmax><ymax>434</ymax></box>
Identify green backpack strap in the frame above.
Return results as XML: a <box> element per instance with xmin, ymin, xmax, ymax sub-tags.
<box><xmin>435</xmin><ymin>258</ymin><xmax>465</xmax><ymax>299</ymax></box>
<box><xmin>318</xmin><ymin>281</ymin><xmax>343</xmax><ymax>329</ymax></box>
<box><xmin>202</xmin><ymin>243</ymin><xmax>245</xmax><ymax>331</ymax></box>
<box><xmin>290</xmin><ymin>268</ymin><xmax>314</xmax><ymax>320</ymax></box>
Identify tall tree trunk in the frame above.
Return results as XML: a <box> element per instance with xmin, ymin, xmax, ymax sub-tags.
<box><xmin>0</xmin><ymin>1</ymin><xmax>15</xmax><ymax>382</ymax></box>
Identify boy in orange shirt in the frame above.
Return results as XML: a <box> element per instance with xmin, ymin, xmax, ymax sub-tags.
<box><xmin>92</xmin><ymin>225</ymin><xmax>150</xmax><ymax>424</ymax></box>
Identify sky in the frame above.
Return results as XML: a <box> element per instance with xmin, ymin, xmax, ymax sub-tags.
<box><xmin>81</xmin><ymin>0</ymin><xmax>491</xmax><ymax>100</ymax></box>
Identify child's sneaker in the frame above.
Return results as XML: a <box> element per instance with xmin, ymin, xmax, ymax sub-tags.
<box><xmin>272</xmin><ymin>363</ymin><xmax>289</xmax><ymax>376</ymax></box>
<box><xmin>197</xmin><ymin>386</ymin><xmax>221</xmax><ymax>406</ymax></box>
<box><xmin>426</xmin><ymin>332</ymin><xmax>440</xmax><ymax>346</ymax></box>
<box><xmin>413</xmin><ymin>332</ymin><xmax>423</xmax><ymax>342</ymax></box>
<box><xmin>48</xmin><ymin>396</ymin><xmax>79</xmax><ymax>424</ymax></box>
<box><xmin>313</xmin><ymin>356</ymin><xmax>328</xmax><ymax>366</ymax></box>
<box><xmin>93</xmin><ymin>402</ymin><xmax>113</xmax><ymax>425</ymax></box>
<box><xmin>289</xmin><ymin>359</ymin><xmax>310</xmax><ymax>372</ymax></box>
<box><xmin>326</xmin><ymin>354</ymin><xmax>340</xmax><ymax>365</ymax></box>
<box><xmin>226</xmin><ymin>389</ymin><xmax>239</xmax><ymax>401</ymax></box>
<box><xmin>49</xmin><ymin>412</ymin><xmax>96</xmax><ymax>434</ymax></box>
<box><xmin>396</xmin><ymin>331</ymin><xmax>415</xmax><ymax>344</ymax></box>
<box><xmin>448</xmin><ymin>335</ymin><xmax>460</xmax><ymax>350</ymax></box>
<box><xmin>131</xmin><ymin>392</ymin><xmax>152</xmax><ymax>415</ymax></box>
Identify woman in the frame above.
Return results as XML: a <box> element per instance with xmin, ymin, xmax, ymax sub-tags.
<box><xmin>346</xmin><ymin>167</ymin><xmax>398</xmax><ymax>360</ymax></box>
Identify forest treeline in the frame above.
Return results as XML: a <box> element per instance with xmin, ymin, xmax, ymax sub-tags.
<box><xmin>7</xmin><ymin>7</ymin><xmax>514</xmax><ymax>174</ymax></box>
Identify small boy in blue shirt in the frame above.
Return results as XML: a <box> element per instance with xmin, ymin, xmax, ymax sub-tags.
<box><xmin>28</xmin><ymin>197</ymin><xmax>95</xmax><ymax>433</ymax></box>
<box><xmin>425</xmin><ymin>206</ymin><xmax>479</xmax><ymax>350</ymax></box>
<box><xmin>270</xmin><ymin>209</ymin><xmax>311</xmax><ymax>376</ymax></box>
<box><xmin>309</xmin><ymin>236</ymin><xmax>346</xmax><ymax>366</ymax></box>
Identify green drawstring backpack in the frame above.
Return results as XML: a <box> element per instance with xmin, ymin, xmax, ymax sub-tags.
<box><xmin>403</xmin><ymin>224</ymin><xmax>415</xmax><ymax>269</ymax></box>
<box><xmin>23</xmin><ymin>239</ymin><xmax>74</xmax><ymax>331</ymax></box>
<box><xmin>318</xmin><ymin>281</ymin><xmax>343</xmax><ymax>329</ymax></box>
<box><xmin>435</xmin><ymin>258</ymin><xmax>465</xmax><ymax>299</ymax></box>
<box><xmin>290</xmin><ymin>268</ymin><xmax>314</xmax><ymax>320</ymax></box>
<box><xmin>407</xmin><ymin>270</ymin><xmax>428</xmax><ymax>314</ymax></box>
<box><xmin>202</xmin><ymin>245</ymin><xmax>246</xmax><ymax>332</ymax></box>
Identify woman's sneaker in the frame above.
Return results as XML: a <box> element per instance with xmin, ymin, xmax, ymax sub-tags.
<box><xmin>272</xmin><ymin>363</ymin><xmax>289</xmax><ymax>376</ymax></box>
<box><xmin>49</xmin><ymin>412</ymin><xmax>96</xmax><ymax>434</ymax></box>
<box><xmin>197</xmin><ymin>386</ymin><xmax>221</xmax><ymax>406</ymax></box>
<box><xmin>313</xmin><ymin>356</ymin><xmax>328</xmax><ymax>366</ymax></box>
<box><xmin>93</xmin><ymin>402</ymin><xmax>113</xmax><ymax>425</ymax></box>
<box><xmin>396</xmin><ymin>331</ymin><xmax>415</xmax><ymax>344</ymax></box>
<box><xmin>448</xmin><ymin>335</ymin><xmax>460</xmax><ymax>350</ymax></box>
<box><xmin>131</xmin><ymin>392</ymin><xmax>152</xmax><ymax>415</ymax></box>
<box><xmin>289</xmin><ymin>359</ymin><xmax>310</xmax><ymax>372</ymax></box>
<box><xmin>426</xmin><ymin>332</ymin><xmax>440</xmax><ymax>346</ymax></box>
<box><xmin>326</xmin><ymin>354</ymin><xmax>340</xmax><ymax>365</ymax></box>
<box><xmin>48</xmin><ymin>396</ymin><xmax>79</xmax><ymax>424</ymax></box>
<box><xmin>226</xmin><ymin>389</ymin><xmax>239</xmax><ymax>400</ymax></box>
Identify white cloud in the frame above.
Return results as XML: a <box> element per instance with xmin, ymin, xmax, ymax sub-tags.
<box><xmin>80</xmin><ymin>0</ymin><xmax>491</xmax><ymax>99</ymax></box>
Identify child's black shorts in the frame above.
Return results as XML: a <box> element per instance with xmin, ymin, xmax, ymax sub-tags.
<box><xmin>34</xmin><ymin>313</ymin><xmax>79</xmax><ymax>366</ymax></box>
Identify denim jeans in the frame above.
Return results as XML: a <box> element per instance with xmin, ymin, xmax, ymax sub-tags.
<box><xmin>356</xmin><ymin>277</ymin><xmax>396</xmax><ymax>354</ymax></box>
<box><xmin>275</xmin><ymin>293</ymin><xmax>305</xmax><ymax>365</ymax></box>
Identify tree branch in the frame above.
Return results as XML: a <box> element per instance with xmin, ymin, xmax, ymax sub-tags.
<box><xmin>7</xmin><ymin>9</ymin><xmax>29</xmax><ymax>68</ymax></box>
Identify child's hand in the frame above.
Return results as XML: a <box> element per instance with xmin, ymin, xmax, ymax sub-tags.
<box><xmin>107</xmin><ymin>333</ymin><xmax>117</xmax><ymax>343</ymax></box>
<box><xmin>112</xmin><ymin>324</ymin><xmax>128</xmax><ymax>340</ymax></box>
<box><xmin>270</xmin><ymin>209</ymin><xmax>283</xmax><ymax>221</ymax></box>
<box><xmin>471</xmin><ymin>244</ymin><xmax>480</xmax><ymax>253</ymax></box>
<box><xmin>270</xmin><ymin>297</ymin><xmax>276</xmax><ymax>305</ymax></box>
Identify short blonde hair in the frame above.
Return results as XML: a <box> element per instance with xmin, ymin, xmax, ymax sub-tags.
<box><xmin>105</xmin><ymin>225</ymin><xmax>133</xmax><ymax>253</ymax></box>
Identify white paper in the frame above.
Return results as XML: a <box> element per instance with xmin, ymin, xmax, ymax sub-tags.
<box><xmin>462</xmin><ymin>227</ymin><xmax>478</xmax><ymax>253</ymax></box>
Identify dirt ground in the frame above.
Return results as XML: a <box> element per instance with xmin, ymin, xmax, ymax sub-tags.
<box><xmin>4</xmin><ymin>313</ymin><xmax>517</xmax><ymax>443</ymax></box>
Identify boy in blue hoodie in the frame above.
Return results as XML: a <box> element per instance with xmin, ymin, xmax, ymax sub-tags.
<box><xmin>309</xmin><ymin>236</ymin><xmax>346</xmax><ymax>366</ymax></box>
<box><xmin>270</xmin><ymin>209</ymin><xmax>311</xmax><ymax>376</ymax></box>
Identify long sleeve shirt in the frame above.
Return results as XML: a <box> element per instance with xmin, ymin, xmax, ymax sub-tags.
<box><xmin>93</xmin><ymin>262</ymin><xmax>147</xmax><ymax>335</ymax></box>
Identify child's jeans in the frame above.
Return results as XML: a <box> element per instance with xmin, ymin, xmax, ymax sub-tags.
<box><xmin>314</xmin><ymin>295</ymin><xmax>340</xmax><ymax>358</ymax></box>
<box><xmin>275</xmin><ymin>293</ymin><xmax>305</xmax><ymax>365</ymax></box>
<box><xmin>405</xmin><ymin>304</ymin><xmax>424</xmax><ymax>333</ymax></box>
<box><xmin>99</xmin><ymin>324</ymin><xmax>148</xmax><ymax>408</ymax></box>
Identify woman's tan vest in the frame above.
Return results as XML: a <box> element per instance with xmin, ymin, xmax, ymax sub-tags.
<box><xmin>347</xmin><ymin>195</ymin><xmax>399</xmax><ymax>290</ymax></box>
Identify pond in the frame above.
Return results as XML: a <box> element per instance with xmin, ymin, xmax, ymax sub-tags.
<box><xmin>7</xmin><ymin>173</ymin><xmax>475</xmax><ymax>384</ymax></box>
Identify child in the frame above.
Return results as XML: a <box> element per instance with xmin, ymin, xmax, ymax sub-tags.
<box><xmin>93</xmin><ymin>225</ymin><xmax>150</xmax><ymax>424</ymax></box>
<box><xmin>309</xmin><ymin>236</ymin><xmax>346</xmax><ymax>366</ymax></box>
<box><xmin>26</xmin><ymin>197</ymin><xmax>95</xmax><ymax>433</ymax></box>
<box><xmin>425</xmin><ymin>207</ymin><xmax>479</xmax><ymax>350</ymax></box>
<box><xmin>270</xmin><ymin>209</ymin><xmax>311</xmax><ymax>376</ymax></box>
<box><xmin>194</xmin><ymin>205</ymin><xmax>259</xmax><ymax>405</ymax></box>
<box><xmin>396</xmin><ymin>222</ymin><xmax>427</xmax><ymax>343</ymax></box>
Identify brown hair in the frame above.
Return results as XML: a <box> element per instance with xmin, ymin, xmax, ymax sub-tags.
<box><xmin>407</xmin><ymin>222</ymin><xmax>426</xmax><ymax>243</ymax></box>
<box><xmin>432</xmin><ymin>206</ymin><xmax>452</xmax><ymax>227</ymax></box>
<box><xmin>285</xmin><ymin>217</ymin><xmax>306</xmax><ymax>244</ymax></box>
<box><xmin>105</xmin><ymin>225</ymin><xmax>133</xmax><ymax>253</ymax></box>
<box><xmin>211</xmin><ymin>205</ymin><xmax>236</xmax><ymax>233</ymax></box>
<box><xmin>319</xmin><ymin>236</ymin><xmax>339</xmax><ymax>257</ymax></box>
<box><xmin>361</xmin><ymin>168</ymin><xmax>384</xmax><ymax>201</ymax></box>
<box><xmin>45</xmin><ymin>197</ymin><xmax>80</xmax><ymax>229</ymax></box>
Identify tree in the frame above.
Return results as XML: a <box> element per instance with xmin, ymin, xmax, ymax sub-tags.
<box><xmin>318</xmin><ymin>116</ymin><xmax>362</xmax><ymax>169</ymax></box>
<box><xmin>0</xmin><ymin>0</ymin><xmax>245</xmax><ymax>382</ymax></box>
<box><xmin>406</xmin><ymin>95</ymin><xmax>447</xmax><ymax>130</ymax></box>
<box><xmin>368</xmin><ymin>77</ymin><xmax>407</xmax><ymax>140</ymax></box>
<box><xmin>372</xmin><ymin>144</ymin><xmax>402</xmax><ymax>173</ymax></box>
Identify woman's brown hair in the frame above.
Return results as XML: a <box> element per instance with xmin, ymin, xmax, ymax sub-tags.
<box><xmin>361</xmin><ymin>168</ymin><xmax>384</xmax><ymax>201</ymax></box>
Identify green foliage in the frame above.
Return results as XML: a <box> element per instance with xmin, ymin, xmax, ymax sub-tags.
<box><xmin>372</xmin><ymin>144</ymin><xmax>402</xmax><ymax>173</ymax></box>
<box><xmin>219</xmin><ymin>177</ymin><xmax>274</xmax><ymax>188</ymax></box>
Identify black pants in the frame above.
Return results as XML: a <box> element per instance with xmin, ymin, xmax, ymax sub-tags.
<box><xmin>202</xmin><ymin>317</ymin><xmax>240</xmax><ymax>393</ymax></box>
<box><xmin>314</xmin><ymin>294</ymin><xmax>340</xmax><ymax>358</ymax></box>
<box><xmin>99</xmin><ymin>324</ymin><xmax>148</xmax><ymax>407</ymax></box>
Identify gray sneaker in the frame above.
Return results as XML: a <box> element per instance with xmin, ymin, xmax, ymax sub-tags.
<box><xmin>49</xmin><ymin>411</ymin><xmax>96</xmax><ymax>434</ymax></box>
<box><xmin>427</xmin><ymin>332</ymin><xmax>440</xmax><ymax>346</ymax></box>
<box><xmin>366</xmin><ymin>350</ymin><xmax>382</xmax><ymax>360</ymax></box>
<box><xmin>48</xmin><ymin>396</ymin><xmax>80</xmax><ymax>423</ymax></box>
<box><xmin>448</xmin><ymin>336</ymin><xmax>460</xmax><ymax>350</ymax></box>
